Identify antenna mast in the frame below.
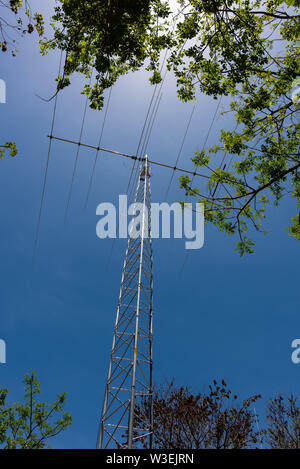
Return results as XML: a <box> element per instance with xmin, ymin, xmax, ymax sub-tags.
<box><xmin>97</xmin><ymin>156</ymin><xmax>153</xmax><ymax>449</ymax></box>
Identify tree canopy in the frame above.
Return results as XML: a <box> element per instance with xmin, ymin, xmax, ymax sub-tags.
<box><xmin>40</xmin><ymin>0</ymin><xmax>171</xmax><ymax>106</ymax></box>
<box><xmin>134</xmin><ymin>380</ymin><xmax>300</xmax><ymax>449</ymax></box>
<box><xmin>40</xmin><ymin>0</ymin><xmax>300</xmax><ymax>254</ymax></box>
<box><xmin>135</xmin><ymin>379</ymin><xmax>262</xmax><ymax>448</ymax></box>
<box><xmin>0</xmin><ymin>372</ymin><xmax>72</xmax><ymax>449</ymax></box>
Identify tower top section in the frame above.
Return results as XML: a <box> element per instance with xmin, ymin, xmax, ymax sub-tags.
<box><xmin>140</xmin><ymin>155</ymin><xmax>150</xmax><ymax>180</ymax></box>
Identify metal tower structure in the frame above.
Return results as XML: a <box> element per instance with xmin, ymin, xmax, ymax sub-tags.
<box><xmin>97</xmin><ymin>156</ymin><xmax>153</xmax><ymax>449</ymax></box>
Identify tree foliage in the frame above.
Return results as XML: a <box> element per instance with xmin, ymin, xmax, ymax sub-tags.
<box><xmin>0</xmin><ymin>372</ymin><xmax>72</xmax><ymax>449</ymax></box>
<box><xmin>265</xmin><ymin>393</ymin><xmax>300</xmax><ymax>448</ymax></box>
<box><xmin>134</xmin><ymin>380</ymin><xmax>300</xmax><ymax>449</ymax></box>
<box><xmin>0</xmin><ymin>0</ymin><xmax>44</xmax><ymax>55</ymax></box>
<box><xmin>0</xmin><ymin>1</ymin><xmax>44</xmax><ymax>159</ymax></box>
<box><xmin>41</xmin><ymin>0</ymin><xmax>300</xmax><ymax>254</ymax></box>
<box><xmin>135</xmin><ymin>379</ymin><xmax>262</xmax><ymax>448</ymax></box>
<box><xmin>174</xmin><ymin>0</ymin><xmax>300</xmax><ymax>254</ymax></box>
<box><xmin>39</xmin><ymin>0</ymin><xmax>171</xmax><ymax>108</ymax></box>
<box><xmin>0</xmin><ymin>141</ymin><xmax>17</xmax><ymax>158</ymax></box>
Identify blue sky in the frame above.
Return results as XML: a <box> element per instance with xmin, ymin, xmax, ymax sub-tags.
<box><xmin>0</xmin><ymin>0</ymin><xmax>299</xmax><ymax>449</ymax></box>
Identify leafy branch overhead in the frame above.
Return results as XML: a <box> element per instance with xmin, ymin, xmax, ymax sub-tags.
<box><xmin>40</xmin><ymin>0</ymin><xmax>172</xmax><ymax>108</ymax></box>
<box><xmin>0</xmin><ymin>1</ymin><xmax>44</xmax><ymax>161</ymax></box>
<box><xmin>0</xmin><ymin>1</ymin><xmax>44</xmax><ymax>55</ymax></box>
<box><xmin>0</xmin><ymin>142</ymin><xmax>18</xmax><ymax>158</ymax></box>
<box><xmin>41</xmin><ymin>0</ymin><xmax>300</xmax><ymax>254</ymax></box>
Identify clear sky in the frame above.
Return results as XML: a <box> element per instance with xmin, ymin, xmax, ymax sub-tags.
<box><xmin>0</xmin><ymin>0</ymin><xmax>299</xmax><ymax>448</ymax></box>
